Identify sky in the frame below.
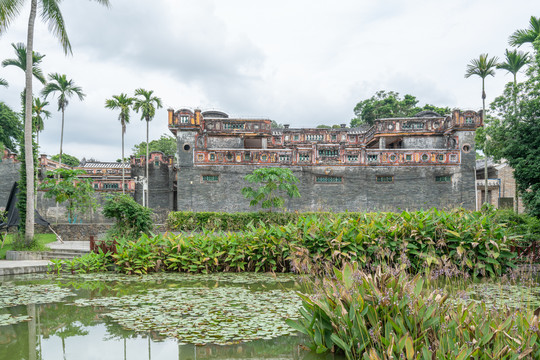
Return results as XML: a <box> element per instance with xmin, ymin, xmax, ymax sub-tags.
<box><xmin>0</xmin><ymin>0</ymin><xmax>537</xmax><ymax>162</ymax></box>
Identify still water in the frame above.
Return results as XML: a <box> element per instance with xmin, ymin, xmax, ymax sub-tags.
<box><xmin>0</xmin><ymin>272</ymin><xmax>342</xmax><ymax>360</ymax></box>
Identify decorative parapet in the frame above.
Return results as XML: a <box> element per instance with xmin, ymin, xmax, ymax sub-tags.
<box><xmin>194</xmin><ymin>148</ymin><xmax>461</xmax><ymax>166</ymax></box>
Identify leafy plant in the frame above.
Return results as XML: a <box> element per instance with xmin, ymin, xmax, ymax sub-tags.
<box><xmin>40</xmin><ymin>168</ymin><xmax>97</xmax><ymax>223</ymax></box>
<box><xmin>288</xmin><ymin>263</ymin><xmax>540</xmax><ymax>359</ymax></box>
<box><xmin>241</xmin><ymin>167</ymin><xmax>300</xmax><ymax>211</ymax></box>
<box><xmin>102</xmin><ymin>194</ymin><xmax>153</xmax><ymax>239</ymax></box>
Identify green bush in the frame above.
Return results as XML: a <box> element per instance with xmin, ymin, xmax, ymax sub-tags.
<box><xmin>103</xmin><ymin>194</ymin><xmax>153</xmax><ymax>239</ymax></box>
<box><xmin>58</xmin><ymin>208</ymin><xmax>519</xmax><ymax>276</ymax></box>
<box><xmin>166</xmin><ymin>211</ymin><xmax>303</xmax><ymax>232</ymax></box>
<box><xmin>288</xmin><ymin>263</ymin><xmax>540</xmax><ymax>359</ymax></box>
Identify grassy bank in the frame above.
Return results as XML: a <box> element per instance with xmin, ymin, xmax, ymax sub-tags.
<box><xmin>0</xmin><ymin>233</ymin><xmax>57</xmax><ymax>259</ymax></box>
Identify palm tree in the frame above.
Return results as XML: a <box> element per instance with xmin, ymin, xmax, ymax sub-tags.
<box><xmin>0</xmin><ymin>0</ymin><xmax>110</xmax><ymax>242</ymax></box>
<box><xmin>0</xmin><ymin>78</ymin><xmax>7</xmax><ymax>87</ymax></box>
<box><xmin>497</xmin><ymin>49</ymin><xmax>530</xmax><ymax>112</ymax></box>
<box><xmin>133</xmin><ymin>88</ymin><xmax>163</xmax><ymax>207</ymax></box>
<box><xmin>32</xmin><ymin>97</ymin><xmax>51</xmax><ymax>148</ymax></box>
<box><xmin>465</xmin><ymin>53</ymin><xmax>498</xmax><ymax>207</ymax></box>
<box><xmin>497</xmin><ymin>49</ymin><xmax>530</xmax><ymax>214</ymax></box>
<box><xmin>105</xmin><ymin>94</ymin><xmax>134</xmax><ymax>194</ymax></box>
<box><xmin>41</xmin><ymin>73</ymin><xmax>86</xmax><ymax>166</ymax></box>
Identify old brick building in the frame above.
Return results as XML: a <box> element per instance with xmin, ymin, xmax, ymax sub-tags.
<box><xmin>162</xmin><ymin>108</ymin><xmax>482</xmax><ymax>212</ymax></box>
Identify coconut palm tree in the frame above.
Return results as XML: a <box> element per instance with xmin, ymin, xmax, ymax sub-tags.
<box><xmin>41</xmin><ymin>73</ymin><xmax>86</xmax><ymax>166</ymax></box>
<box><xmin>32</xmin><ymin>97</ymin><xmax>51</xmax><ymax>148</ymax></box>
<box><xmin>465</xmin><ymin>53</ymin><xmax>498</xmax><ymax>207</ymax></box>
<box><xmin>133</xmin><ymin>88</ymin><xmax>163</xmax><ymax>207</ymax></box>
<box><xmin>0</xmin><ymin>0</ymin><xmax>110</xmax><ymax>242</ymax></box>
<box><xmin>105</xmin><ymin>94</ymin><xmax>134</xmax><ymax>194</ymax></box>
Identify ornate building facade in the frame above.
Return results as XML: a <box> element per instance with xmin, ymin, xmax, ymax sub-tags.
<box><xmin>166</xmin><ymin>108</ymin><xmax>482</xmax><ymax>212</ymax></box>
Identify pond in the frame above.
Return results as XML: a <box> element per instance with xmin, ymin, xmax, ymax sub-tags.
<box><xmin>2</xmin><ymin>271</ymin><xmax>540</xmax><ymax>360</ymax></box>
<box><xmin>0</xmin><ymin>272</ymin><xmax>342</xmax><ymax>360</ymax></box>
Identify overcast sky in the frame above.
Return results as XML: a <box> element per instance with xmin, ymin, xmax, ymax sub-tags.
<box><xmin>0</xmin><ymin>0</ymin><xmax>537</xmax><ymax>162</ymax></box>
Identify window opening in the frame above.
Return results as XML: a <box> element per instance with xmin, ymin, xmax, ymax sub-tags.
<box><xmin>316</xmin><ymin>176</ymin><xmax>342</xmax><ymax>183</ymax></box>
<box><xmin>376</xmin><ymin>176</ymin><xmax>393</xmax><ymax>183</ymax></box>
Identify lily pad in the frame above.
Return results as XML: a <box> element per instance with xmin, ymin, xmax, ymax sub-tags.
<box><xmin>71</xmin><ymin>286</ymin><xmax>302</xmax><ymax>344</ymax></box>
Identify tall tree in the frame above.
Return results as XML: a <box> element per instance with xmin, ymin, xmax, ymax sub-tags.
<box><xmin>0</xmin><ymin>0</ymin><xmax>110</xmax><ymax>242</ymax></box>
<box><xmin>41</xmin><ymin>73</ymin><xmax>85</xmax><ymax>166</ymax></box>
<box><xmin>133</xmin><ymin>88</ymin><xmax>162</xmax><ymax>207</ymax></box>
<box><xmin>497</xmin><ymin>49</ymin><xmax>530</xmax><ymax>112</ymax></box>
<box><xmin>105</xmin><ymin>94</ymin><xmax>134</xmax><ymax>194</ymax></box>
<box><xmin>350</xmin><ymin>91</ymin><xmax>451</xmax><ymax>127</ymax></box>
<box><xmin>32</xmin><ymin>97</ymin><xmax>50</xmax><ymax>148</ymax></box>
<box><xmin>132</xmin><ymin>135</ymin><xmax>176</xmax><ymax>157</ymax></box>
<box><xmin>496</xmin><ymin>49</ymin><xmax>531</xmax><ymax>213</ymax></box>
<box><xmin>465</xmin><ymin>53</ymin><xmax>498</xmax><ymax>207</ymax></box>
<box><xmin>0</xmin><ymin>101</ymin><xmax>22</xmax><ymax>151</ymax></box>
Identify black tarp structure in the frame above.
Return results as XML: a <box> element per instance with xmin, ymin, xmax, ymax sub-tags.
<box><xmin>0</xmin><ymin>182</ymin><xmax>49</xmax><ymax>231</ymax></box>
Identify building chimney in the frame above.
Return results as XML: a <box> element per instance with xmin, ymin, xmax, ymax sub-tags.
<box><xmin>194</xmin><ymin>109</ymin><xmax>202</xmax><ymax>125</ymax></box>
<box><xmin>167</xmin><ymin>108</ymin><xmax>174</xmax><ymax>126</ymax></box>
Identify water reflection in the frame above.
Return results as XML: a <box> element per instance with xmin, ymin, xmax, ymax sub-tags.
<box><xmin>1</xmin><ymin>306</ymin><xmax>339</xmax><ymax>360</ymax></box>
<box><xmin>0</xmin><ymin>274</ymin><xmax>342</xmax><ymax>360</ymax></box>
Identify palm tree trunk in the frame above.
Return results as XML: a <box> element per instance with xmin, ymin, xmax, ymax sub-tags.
<box><xmin>35</xmin><ymin>131</ymin><xmax>39</xmax><ymax>209</ymax></box>
<box><xmin>512</xmin><ymin>74</ymin><xmax>519</xmax><ymax>213</ymax></box>
<box><xmin>482</xmin><ymin>79</ymin><xmax>488</xmax><ymax>207</ymax></box>
<box><xmin>122</xmin><ymin>125</ymin><xmax>125</xmax><ymax>194</ymax></box>
<box><xmin>146</xmin><ymin>119</ymin><xmax>149</xmax><ymax>208</ymax></box>
<box><xmin>59</xmin><ymin>108</ymin><xmax>65</xmax><ymax>165</ymax></box>
<box><xmin>24</xmin><ymin>0</ymin><xmax>38</xmax><ymax>242</ymax></box>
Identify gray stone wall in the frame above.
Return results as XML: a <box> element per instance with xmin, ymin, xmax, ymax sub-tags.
<box><xmin>402</xmin><ymin>136</ymin><xmax>446</xmax><ymax>149</ymax></box>
<box><xmin>0</xmin><ymin>159</ymin><xmax>20</xmax><ymax>211</ymax></box>
<box><xmin>207</xmin><ymin>136</ymin><xmax>243</xmax><ymax>149</ymax></box>
<box><xmin>177</xmin><ymin>159</ymin><xmax>476</xmax><ymax>213</ymax></box>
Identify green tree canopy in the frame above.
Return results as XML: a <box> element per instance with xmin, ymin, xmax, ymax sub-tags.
<box><xmin>51</xmin><ymin>153</ymin><xmax>79</xmax><ymax>167</ymax></box>
<box><xmin>40</xmin><ymin>168</ymin><xmax>97</xmax><ymax>223</ymax></box>
<box><xmin>132</xmin><ymin>134</ymin><xmax>176</xmax><ymax>157</ymax></box>
<box><xmin>350</xmin><ymin>91</ymin><xmax>451</xmax><ymax>127</ymax></box>
<box><xmin>241</xmin><ymin>167</ymin><xmax>301</xmax><ymax>212</ymax></box>
<box><xmin>0</xmin><ymin>101</ymin><xmax>22</xmax><ymax>152</ymax></box>
<box><xmin>483</xmin><ymin>19</ymin><xmax>540</xmax><ymax>217</ymax></box>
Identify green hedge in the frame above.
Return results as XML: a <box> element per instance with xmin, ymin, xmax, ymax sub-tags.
<box><xmin>167</xmin><ymin>211</ymin><xmax>311</xmax><ymax>232</ymax></box>
<box><xmin>63</xmin><ymin>208</ymin><xmax>517</xmax><ymax>277</ymax></box>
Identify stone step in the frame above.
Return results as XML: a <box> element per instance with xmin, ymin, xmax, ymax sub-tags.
<box><xmin>41</xmin><ymin>250</ymin><xmax>90</xmax><ymax>260</ymax></box>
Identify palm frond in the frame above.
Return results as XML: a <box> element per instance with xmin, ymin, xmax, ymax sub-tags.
<box><xmin>464</xmin><ymin>54</ymin><xmax>498</xmax><ymax>79</ymax></box>
<box><xmin>509</xmin><ymin>16</ymin><xmax>540</xmax><ymax>47</ymax></box>
<box><xmin>0</xmin><ymin>0</ymin><xmax>26</xmax><ymax>34</ymax></box>
<box><xmin>0</xmin><ymin>77</ymin><xmax>7</xmax><ymax>87</ymax></box>
<box><xmin>133</xmin><ymin>88</ymin><xmax>162</xmax><ymax>122</ymax></box>
<box><xmin>2</xmin><ymin>42</ymin><xmax>46</xmax><ymax>84</ymax></box>
<box><xmin>497</xmin><ymin>49</ymin><xmax>530</xmax><ymax>76</ymax></box>
<box><xmin>40</xmin><ymin>0</ymin><xmax>72</xmax><ymax>55</ymax></box>
<box><xmin>41</xmin><ymin>72</ymin><xmax>85</xmax><ymax>110</ymax></box>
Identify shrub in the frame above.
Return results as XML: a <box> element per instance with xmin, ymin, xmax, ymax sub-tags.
<box><xmin>103</xmin><ymin>194</ymin><xmax>153</xmax><ymax>239</ymax></box>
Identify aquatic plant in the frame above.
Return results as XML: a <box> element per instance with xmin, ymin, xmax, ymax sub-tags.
<box><xmin>287</xmin><ymin>263</ymin><xmax>540</xmax><ymax>359</ymax></box>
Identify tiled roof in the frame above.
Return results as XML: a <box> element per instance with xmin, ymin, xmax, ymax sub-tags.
<box><xmin>78</xmin><ymin>162</ymin><xmax>129</xmax><ymax>169</ymax></box>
